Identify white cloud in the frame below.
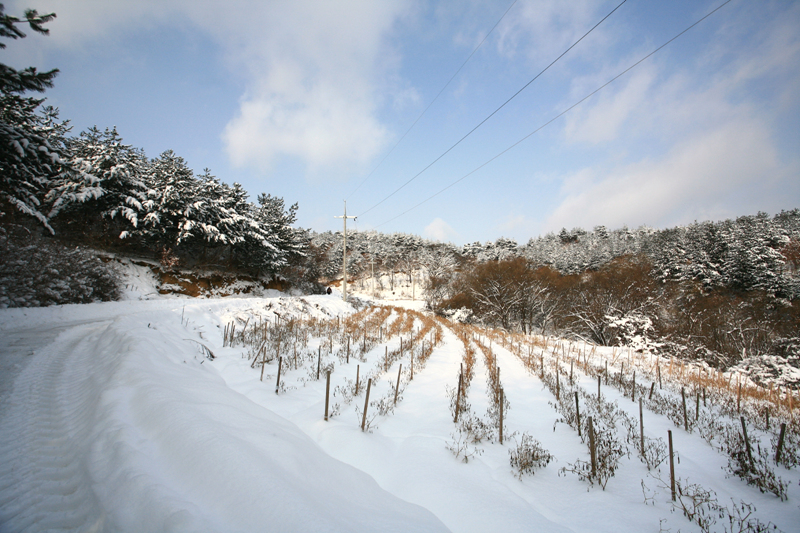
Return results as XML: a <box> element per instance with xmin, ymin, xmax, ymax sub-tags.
<box><xmin>207</xmin><ymin>1</ymin><xmax>411</xmax><ymax>174</ymax></box>
<box><xmin>545</xmin><ymin>2</ymin><xmax>800</xmax><ymax>232</ymax></box>
<box><xmin>9</xmin><ymin>0</ymin><xmax>411</xmax><ymax>176</ymax></box>
<box><xmin>222</xmin><ymin>81</ymin><xmax>388</xmax><ymax>173</ymax></box>
<box><xmin>544</xmin><ymin>118</ymin><xmax>796</xmax><ymax>232</ymax></box>
<box><xmin>494</xmin><ymin>213</ymin><xmax>529</xmax><ymax>234</ymax></box>
<box><xmin>563</xmin><ymin>64</ymin><xmax>656</xmax><ymax>145</ymax></box>
<box><xmin>423</xmin><ymin>217</ymin><xmax>458</xmax><ymax>242</ymax></box>
<box><xmin>494</xmin><ymin>0</ymin><xmax>608</xmax><ymax>64</ymax></box>
<box><xmin>560</xmin><ymin>1</ymin><xmax>800</xmax><ymax>148</ymax></box>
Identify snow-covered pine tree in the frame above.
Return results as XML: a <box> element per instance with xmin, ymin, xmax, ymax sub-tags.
<box><xmin>232</xmin><ymin>193</ymin><xmax>305</xmax><ymax>276</ymax></box>
<box><xmin>189</xmin><ymin>171</ymin><xmax>250</xmax><ymax>250</ymax></box>
<box><xmin>494</xmin><ymin>237</ymin><xmax>519</xmax><ymax>261</ymax></box>
<box><xmin>47</xmin><ymin>126</ymin><xmax>148</xmax><ymax>242</ymax></box>
<box><xmin>310</xmin><ymin>230</ymin><xmax>343</xmax><ymax>279</ymax></box>
<box><xmin>141</xmin><ymin>150</ymin><xmax>202</xmax><ymax>251</ymax></box>
<box><xmin>0</xmin><ymin>6</ymin><xmax>66</xmax><ymax>232</ymax></box>
<box><xmin>722</xmin><ymin>212</ymin><xmax>787</xmax><ymax>294</ymax></box>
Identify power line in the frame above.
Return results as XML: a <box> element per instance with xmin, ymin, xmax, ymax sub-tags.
<box><xmin>356</xmin><ymin>0</ymin><xmax>628</xmax><ymax>219</ymax></box>
<box><xmin>372</xmin><ymin>0</ymin><xmax>733</xmax><ymax>229</ymax></box>
<box><xmin>346</xmin><ymin>0</ymin><xmax>519</xmax><ymax>201</ymax></box>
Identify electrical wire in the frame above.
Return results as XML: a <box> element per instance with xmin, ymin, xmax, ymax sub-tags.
<box><xmin>372</xmin><ymin>0</ymin><xmax>733</xmax><ymax>229</ymax></box>
<box><xmin>356</xmin><ymin>0</ymin><xmax>628</xmax><ymax>219</ymax></box>
<box><xmin>346</xmin><ymin>0</ymin><xmax>519</xmax><ymax>201</ymax></box>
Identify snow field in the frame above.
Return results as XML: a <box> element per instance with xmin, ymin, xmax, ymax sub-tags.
<box><xmin>1</xmin><ymin>294</ymin><xmax>798</xmax><ymax>532</ymax></box>
<box><xmin>219</xmin><ymin>302</ymin><xmax>799</xmax><ymax>532</ymax></box>
<box><xmin>495</xmin><ymin>335</ymin><xmax>800</xmax><ymax>531</ymax></box>
<box><xmin>0</xmin><ymin>297</ymin><xmax>448</xmax><ymax>532</ymax></box>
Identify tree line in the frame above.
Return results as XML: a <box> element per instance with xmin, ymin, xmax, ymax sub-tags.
<box><xmin>0</xmin><ymin>6</ymin><xmax>306</xmax><ymax>279</ymax></box>
<box><xmin>309</xmin><ymin>211</ymin><xmax>799</xmax><ymax>374</ymax></box>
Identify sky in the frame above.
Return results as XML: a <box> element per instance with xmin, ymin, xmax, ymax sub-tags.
<box><xmin>4</xmin><ymin>0</ymin><xmax>799</xmax><ymax>245</ymax></box>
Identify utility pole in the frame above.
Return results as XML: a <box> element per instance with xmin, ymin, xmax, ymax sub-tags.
<box><xmin>334</xmin><ymin>201</ymin><xmax>357</xmax><ymax>302</ymax></box>
<box><xmin>371</xmin><ymin>250</ymin><xmax>375</xmax><ymax>298</ymax></box>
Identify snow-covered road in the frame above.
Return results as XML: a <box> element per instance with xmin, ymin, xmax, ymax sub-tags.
<box><xmin>0</xmin><ymin>299</ymin><xmax>448</xmax><ymax>532</ymax></box>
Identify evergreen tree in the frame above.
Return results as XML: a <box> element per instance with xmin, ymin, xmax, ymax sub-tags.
<box><xmin>141</xmin><ymin>150</ymin><xmax>201</xmax><ymax>248</ymax></box>
<box><xmin>723</xmin><ymin>213</ymin><xmax>786</xmax><ymax>294</ymax></box>
<box><xmin>233</xmin><ymin>193</ymin><xmax>304</xmax><ymax>276</ymax></box>
<box><xmin>188</xmin><ymin>171</ymin><xmax>249</xmax><ymax>248</ymax></box>
<box><xmin>0</xmin><ymin>5</ymin><xmax>66</xmax><ymax>231</ymax></box>
<box><xmin>47</xmin><ymin>126</ymin><xmax>148</xmax><ymax>241</ymax></box>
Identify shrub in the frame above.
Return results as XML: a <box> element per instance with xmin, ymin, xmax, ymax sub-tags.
<box><xmin>0</xmin><ymin>224</ymin><xmax>120</xmax><ymax>307</ymax></box>
<box><xmin>509</xmin><ymin>433</ymin><xmax>553</xmax><ymax>479</ymax></box>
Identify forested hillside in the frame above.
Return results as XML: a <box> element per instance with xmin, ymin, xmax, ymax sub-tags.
<box><xmin>311</xmin><ymin>210</ymin><xmax>800</xmax><ymax>387</ymax></box>
<box><xmin>0</xmin><ymin>6</ymin><xmax>311</xmax><ymax>305</ymax></box>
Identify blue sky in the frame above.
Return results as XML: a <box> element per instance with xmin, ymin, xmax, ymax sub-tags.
<box><xmin>5</xmin><ymin>0</ymin><xmax>799</xmax><ymax>245</ymax></box>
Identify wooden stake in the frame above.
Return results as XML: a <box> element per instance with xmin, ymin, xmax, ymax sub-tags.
<box><xmin>639</xmin><ymin>398</ymin><xmax>645</xmax><ymax>456</ymax></box>
<box><xmin>346</xmin><ymin>337</ymin><xmax>350</xmax><ymax>364</ymax></box>
<box><xmin>575</xmin><ymin>391</ymin><xmax>581</xmax><ymax>437</ymax></box>
<box><xmin>668</xmin><ymin>430</ymin><xmax>676</xmax><ymax>501</ymax></box>
<box><xmin>681</xmin><ymin>387</ymin><xmax>688</xmax><ymax>431</ymax></box>
<box><xmin>740</xmin><ymin>416</ymin><xmax>754</xmax><ymax>467</ymax></box>
<box><xmin>361</xmin><ymin>378</ymin><xmax>372</xmax><ymax>431</ymax></box>
<box><xmin>317</xmin><ymin>346</ymin><xmax>321</xmax><ymax>380</ymax></box>
<box><xmin>556</xmin><ymin>369</ymin><xmax>560</xmax><ymax>400</ymax></box>
<box><xmin>355</xmin><ymin>364</ymin><xmax>360</xmax><ymax>395</ymax></box>
<box><xmin>394</xmin><ymin>364</ymin><xmax>402</xmax><ymax>405</ymax></box>
<box><xmin>632</xmin><ymin>370</ymin><xmax>636</xmax><ymax>402</ymax></box>
<box><xmin>570</xmin><ymin>360</ymin><xmax>574</xmax><ymax>383</ymax></box>
<box><xmin>497</xmin><ymin>366</ymin><xmax>500</xmax><ymax>391</ymax></box>
<box><xmin>385</xmin><ymin>346</ymin><xmax>388</xmax><ymax>372</ymax></box>
<box><xmin>695</xmin><ymin>392</ymin><xmax>700</xmax><ymax>421</ymax></box>
<box><xmin>649</xmin><ymin>382</ymin><xmax>655</xmax><ymax>400</ymax></box>
<box><xmin>275</xmin><ymin>356</ymin><xmax>282</xmax><ymax>394</ymax></box>
<box><xmin>598</xmin><ymin>375</ymin><xmax>601</xmax><ymax>401</ymax></box>
<box><xmin>776</xmin><ymin>422</ymin><xmax>787</xmax><ymax>464</ymax></box>
<box><xmin>737</xmin><ymin>382</ymin><xmax>741</xmax><ymax>413</ymax></box>
<box><xmin>588</xmin><ymin>416</ymin><xmax>597</xmax><ymax>480</ymax></box>
<box><xmin>657</xmin><ymin>363</ymin><xmax>662</xmax><ymax>389</ymax></box>
<box><xmin>455</xmin><ymin>370</ymin><xmax>463</xmax><ymax>423</ymax></box>
<box><xmin>499</xmin><ymin>389</ymin><xmax>504</xmax><ymax>444</ymax></box>
<box><xmin>410</xmin><ymin>351</ymin><xmax>414</xmax><ymax>380</ymax></box>
<box><xmin>324</xmin><ymin>371</ymin><xmax>331</xmax><ymax>421</ymax></box>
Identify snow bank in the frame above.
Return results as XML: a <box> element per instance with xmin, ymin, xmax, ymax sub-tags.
<box><xmin>0</xmin><ymin>300</ymin><xmax>447</xmax><ymax>532</ymax></box>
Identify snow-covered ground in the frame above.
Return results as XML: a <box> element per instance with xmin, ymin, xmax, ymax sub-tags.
<box><xmin>1</xmin><ymin>271</ymin><xmax>798</xmax><ymax>532</ymax></box>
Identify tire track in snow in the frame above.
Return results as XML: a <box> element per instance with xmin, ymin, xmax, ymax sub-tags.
<box><xmin>0</xmin><ymin>321</ymin><xmax>117</xmax><ymax>533</ymax></box>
